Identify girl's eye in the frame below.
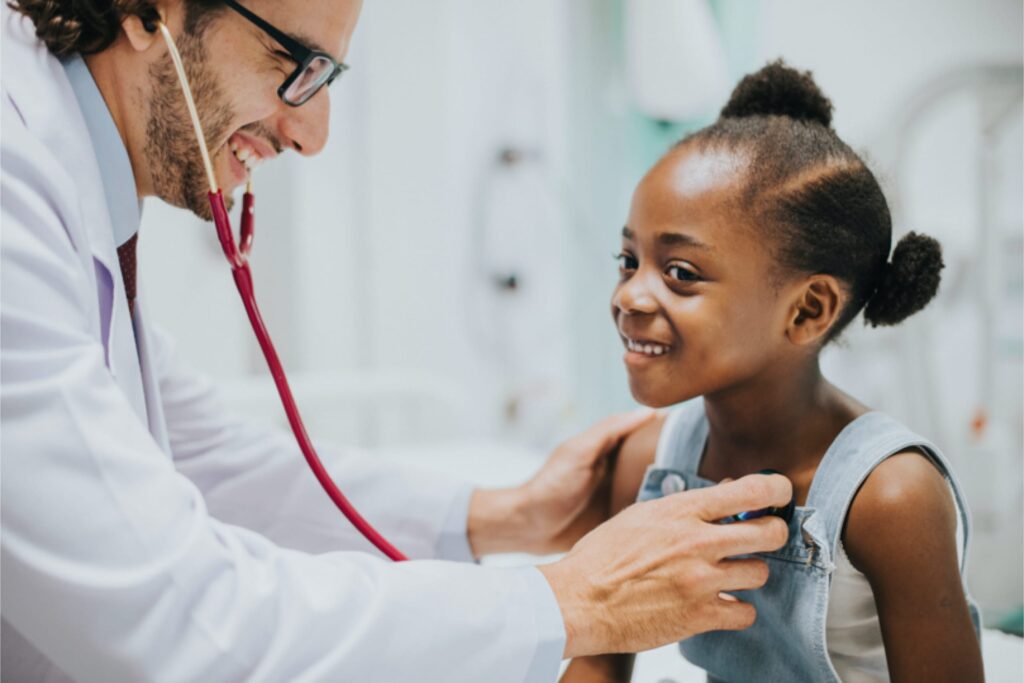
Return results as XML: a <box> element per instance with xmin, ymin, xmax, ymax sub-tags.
<box><xmin>666</xmin><ymin>264</ymin><xmax>700</xmax><ymax>282</ymax></box>
<box><xmin>615</xmin><ymin>252</ymin><xmax>638</xmax><ymax>272</ymax></box>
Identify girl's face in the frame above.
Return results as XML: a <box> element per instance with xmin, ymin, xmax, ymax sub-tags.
<box><xmin>611</xmin><ymin>146</ymin><xmax>796</xmax><ymax>408</ymax></box>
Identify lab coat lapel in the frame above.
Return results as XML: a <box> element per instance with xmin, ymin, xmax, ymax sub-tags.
<box><xmin>132</xmin><ymin>301</ymin><xmax>172</xmax><ymax>455</ymax></box>
<box><xmin>3</xmin><ymin>11</ymin><xmax>151</xmax><ymax>433</ymax></box>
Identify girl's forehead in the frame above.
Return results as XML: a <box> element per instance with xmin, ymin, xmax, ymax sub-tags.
<box><xmin>630</xmin><ymin>146</ymin><xmax>750</xmax><ymax>234</ymax></box>
<box><xmin>659</xmin><ymin>146</ymin><xmax>748</xmax><ymax>199</ymax></box>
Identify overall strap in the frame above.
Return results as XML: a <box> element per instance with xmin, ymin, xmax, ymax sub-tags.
<box><xmin>804</xmin><ymin>412</ymin><xmax>973</xmax><ymax>573</ymax></box>
<box><xmin>653</xmin><ymin>398</ymin><xmax>709</xmax><ymax>474</ymax></box>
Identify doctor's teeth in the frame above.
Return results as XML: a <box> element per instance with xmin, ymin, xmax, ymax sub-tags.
<box><xmin>230</xmin><ymin>144</ymin><xmax>261</xmax><ymax>171</ymax></box>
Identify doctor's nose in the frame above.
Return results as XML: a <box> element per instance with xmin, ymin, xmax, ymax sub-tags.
<box><xmin>278</xmin><ymin>89</ymin><xmax>331</xmax><ymax>156</ymax></box>
<box><xmin>613</xmin><ymin>275</ymin><xmax>659</xmax><ymax>315</ymax></box>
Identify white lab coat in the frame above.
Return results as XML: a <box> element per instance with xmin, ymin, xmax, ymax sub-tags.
<box><xmin>0</xmin><ymin>9</ymin><xmax>563</xmax><ymax>682</ymax></box>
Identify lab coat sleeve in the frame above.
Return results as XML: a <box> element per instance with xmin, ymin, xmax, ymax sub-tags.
<box><xmin>150</xmin><ymin>326</ymin><xmax>477</xmax><ymax>561</ymax></box>
<box><xmin>1</xmin><ymin>128</ymin><xmax>565</xmax><ymax>682</ymax></box>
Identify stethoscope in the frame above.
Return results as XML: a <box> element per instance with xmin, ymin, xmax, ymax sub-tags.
<box><xmin>154</xmin><ymin>21</ymin><xmax>407</xmax><ymax>561</ymax></box>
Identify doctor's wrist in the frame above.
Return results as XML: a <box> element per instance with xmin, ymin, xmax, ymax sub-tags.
<box><xmin>466</xmin><ymin>487</ymin><xmax>534</xmax><ymax>558</ymax></box>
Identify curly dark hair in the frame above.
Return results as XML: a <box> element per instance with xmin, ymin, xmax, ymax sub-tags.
<box><xmin>7</xmin><ymin>0</ymin><xmax>223</xmax><ymax>57</ymax></box>
<box><xmin>679</xmin><ymin>59</ymin><xmax>943</xmax><ymax>339</ymax></box>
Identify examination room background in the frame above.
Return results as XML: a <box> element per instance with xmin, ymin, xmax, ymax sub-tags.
<box><xmin>137</xmin><ymin>0</ymin><xmax>1023</xmax><ymax>679</ymax></box>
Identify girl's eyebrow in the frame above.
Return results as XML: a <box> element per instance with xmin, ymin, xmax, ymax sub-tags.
<box><xmin>621</xmin><ymin>226</ymin><xmax>712</xmax><ymax>250</ymax></box>
<box><xmin>657</xmin><ymin>232</ymin><xmax>712</xmax><ymax>250</ymax></box>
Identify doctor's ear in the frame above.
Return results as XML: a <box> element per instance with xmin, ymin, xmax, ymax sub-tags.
<box><xmin>121</xmin><ymin>4</ymin><xmax>168</xmax><ymax>52</ymax></box>
<box><xmin>785</xmin><ymin>275</ymin><xmax>843</xmax><ymax>347</ymax></box>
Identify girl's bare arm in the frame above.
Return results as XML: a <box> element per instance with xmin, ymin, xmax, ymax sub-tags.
<box><xmin>844</xmin><ymin>451</ymin><xmax>984</xmax><ymax>683</ymax></box>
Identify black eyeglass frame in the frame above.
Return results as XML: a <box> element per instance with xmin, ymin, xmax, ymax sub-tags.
<box><xmin>223</xmin><ymin>0</ymin><xmax>349</xmax><ymax>106</ymax></box>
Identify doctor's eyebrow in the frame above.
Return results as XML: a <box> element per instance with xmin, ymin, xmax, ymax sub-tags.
<box><xmin>289</xmin><ymin>31</ymin><xmax>333</xmax><ymax>58</ymax></box>
<box><xmin>256</xmin><ymin>25</ymin><xmax>336</xmax><ymax>61</ymax></box>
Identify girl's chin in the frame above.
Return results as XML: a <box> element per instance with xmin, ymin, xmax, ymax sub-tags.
<box><xmin>627</xmin><ymin>379</ymin><xmax>690</xmax><ymax>409</ymax></box>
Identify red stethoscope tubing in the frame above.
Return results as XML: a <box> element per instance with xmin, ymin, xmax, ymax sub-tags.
<box><xmin>154</xmin><ymin>18</ymin><xmax>405</xmax><ymax>562</ymax></box>
<box><xmin>209</xmin><ymin>189</ymin><xmax>408</xmax><ymax>562</ymax></box>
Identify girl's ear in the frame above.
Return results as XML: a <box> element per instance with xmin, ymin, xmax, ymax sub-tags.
<box><xmin>786</xmin><ymin>275</ymin><xmax>843</xmax><ymax>346</ymax></box>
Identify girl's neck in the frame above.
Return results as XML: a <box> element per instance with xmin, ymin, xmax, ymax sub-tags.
<box><xmin>701</xmin><ymin>358</ymin><xmax>864</xmax><ymax>483</ymax></box>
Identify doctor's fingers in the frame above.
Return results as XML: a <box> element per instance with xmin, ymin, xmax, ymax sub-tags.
<box><xmin>688</xmin><ymin>474</ymin><xmax>793</xmax><ymax>522</ymax></box>
<box><xmin>701</xmin><ymin>516</ymin><xmax>790</xmax><ymax>558</ymax></box>
<box><xmin>713</xmin><ymin>557</ymin><xmax>771</xmax><ymax>593</ymax></box>
<box><xmin>701</xmin><ymin>595</ymin><xmax>759</xmax><ymax>632</ymax></box>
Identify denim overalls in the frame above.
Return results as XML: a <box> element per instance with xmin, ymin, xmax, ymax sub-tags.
<box><xmin>637</xmin><ymin>399</ymin><xmax>981</xmax><ymax>683</ymax></box>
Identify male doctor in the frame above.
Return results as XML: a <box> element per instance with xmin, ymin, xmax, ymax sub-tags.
<box><xmin>0</xmin><ymin>1</ymin><xmax>792</xmax><ymax>681</ymax></box>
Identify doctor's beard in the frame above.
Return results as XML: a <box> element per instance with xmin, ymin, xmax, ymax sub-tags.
<box><xmin>145</xmin><ymin>27</ymin><xmax>233</xmax><ymax>220</ymax></box>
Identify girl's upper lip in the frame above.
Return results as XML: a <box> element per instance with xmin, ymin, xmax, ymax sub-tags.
<box><xmin>619</xmin><ymin>330</ymin><xmax>674</xmax><ymax>347</ymax></box>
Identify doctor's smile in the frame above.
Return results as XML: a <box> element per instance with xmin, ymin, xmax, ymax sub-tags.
<box><xmin>137</xmin><ymin>0</ymin><xmax>348</xmax><ymax>218</ymax></box>
<box><xmin>226</xmin><ymin>128</ymin><xmax>278</xmax><ymax>184</ymax></box>
<box><xmin>1</xmin><ymin>0</ymin><xmax>1015</xmax><ymax>681</ymax></box>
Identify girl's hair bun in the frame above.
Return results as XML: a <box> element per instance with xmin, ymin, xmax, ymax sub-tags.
<box><xmin>720</xmin><ymin>59</ymin><xmax>833</xmax><ymax>128</ymax></box>
<box><xmin>863</xmin><ymin>232</ymin><xmax>944</xmax><ymax>327</ymax></box>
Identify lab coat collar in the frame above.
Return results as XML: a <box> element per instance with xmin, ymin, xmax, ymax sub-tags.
<box><xmin>61</xmin><ymin>54</ymin><xmax>142</xmax><ymax>249</ymax></box>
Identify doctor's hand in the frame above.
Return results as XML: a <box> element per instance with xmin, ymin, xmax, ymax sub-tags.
<box><xmin>539</xmin><ymin>474</ymin><xmax>792</xmax><ymax>658</ymax></box>
<box><xmin>467</xmin><ymin>409</ymin><xmax>657</xmax><ymax>557</ymax></box>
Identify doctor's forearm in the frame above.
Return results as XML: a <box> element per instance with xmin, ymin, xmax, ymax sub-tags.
<box><xmin>467</xmin><ymin>487</ymin><xmax>534</xmax><ymax>557</ymax></box>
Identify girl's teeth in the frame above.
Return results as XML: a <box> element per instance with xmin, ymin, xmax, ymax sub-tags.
<box><xmin>627</xmin><ymin>339</ymin><xmax>669</xmax><ymax>356</ymax></box>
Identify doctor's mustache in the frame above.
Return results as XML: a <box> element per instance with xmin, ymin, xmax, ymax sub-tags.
<box><xmin>241</xmin><ymin>122</ymin><xmax>284</xmax><ymax>156</ymax></box>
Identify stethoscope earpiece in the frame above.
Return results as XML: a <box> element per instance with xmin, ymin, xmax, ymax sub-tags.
<box><xmin>140</xmin><ymin>8</ymin><xmax>161</xmax><ymax>34</ymax></box>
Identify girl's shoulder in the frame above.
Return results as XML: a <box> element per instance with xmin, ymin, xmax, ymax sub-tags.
<box><xmin>843</xmin><ymin>446</ymin><xmax>961</xmax><ymax>573</ymax></box>
<box><xmin>809</xmin><ymin>409</ymin><xmax>964</xmax><ymax>545</ymax></box>
<box><xmin>610</xmin><ymin>412</ymin><xmax>667</xmax><ymax>515</ymax></box>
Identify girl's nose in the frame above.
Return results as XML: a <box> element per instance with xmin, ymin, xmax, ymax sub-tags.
<box><xmin>613</xmin><ymin>275</ymin><xmax>659</xmax><ymax>315</ymax></box>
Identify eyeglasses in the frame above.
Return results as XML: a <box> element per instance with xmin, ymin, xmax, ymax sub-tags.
<box><xmin>223</xmin><ymin>0</ymin><xmax>349</xmax><ymax>107</ymax></box>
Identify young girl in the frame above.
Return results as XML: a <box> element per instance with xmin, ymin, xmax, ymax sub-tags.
<box><xmin>563</xmin><ymin>62</ymin><xmax>983</xmax><ymax>683</ymax></box>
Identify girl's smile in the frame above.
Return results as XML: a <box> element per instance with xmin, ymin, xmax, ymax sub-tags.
<box><xmin>620</xmin><ymin>334</ymin><xmax>674</xmax><ymax>367</ymax></box>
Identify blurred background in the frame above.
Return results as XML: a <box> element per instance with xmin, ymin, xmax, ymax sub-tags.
<box><xmin>139</xmin><ymin>0</ymin><xmax>1022</xmax><ymax>678</ymax></box>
